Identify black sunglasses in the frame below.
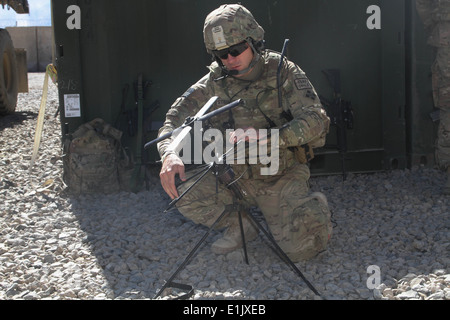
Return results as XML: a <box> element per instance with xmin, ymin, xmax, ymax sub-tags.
<box><xmin>213</xmin><ymin>42</ymin><xmax>249</xmax><ymax>60</ymax></box>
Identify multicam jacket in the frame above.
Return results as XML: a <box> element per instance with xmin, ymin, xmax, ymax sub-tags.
<box><xmin>158</xmin><ymin>50</ymin><xmax>330</xmax><ymax>179</ymax></box>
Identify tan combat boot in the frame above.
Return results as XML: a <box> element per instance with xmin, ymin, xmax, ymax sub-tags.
<box><xmin>211</xmin><ymin>214</ymin><xmax>259</xmax><ymax>255</ymax></box>
<box><xmin>310</xmin><ymin>191</ymin><xmax>333</xmax><ymax>241</ymax></box>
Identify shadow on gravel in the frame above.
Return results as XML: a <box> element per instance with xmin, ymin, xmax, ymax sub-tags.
<box><xmin>62</xmin><ymin>167</ymin><xmax>449</xmax><ymax>300</ymax></box>
<box><xmin>0</xmin><ymin>111</ymin><xmax>37</xmax><ymax>131</ymax></box>
<box><xmin>63</xmin><ymin>166</ymin><xmax>326</xmax><ymax>300</ymax></box>
<box><xmin>65</xmin><ymin>171</ymin><xmax>209</xmax><ymax>300</ymax></box>
<box><xmin>66</xmin><ymin>187</ymin><xmax>288</xmax><ymax>299</ymax></box>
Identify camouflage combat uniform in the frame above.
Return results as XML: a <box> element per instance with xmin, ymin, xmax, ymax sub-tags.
<box><xmin>416</xmin><ymin>0</ymin><xmax>450</xmax><ymax>193</ymax></box>
<box><xmin>157</xmin><ymin>4</ymin><xmax>333</xmax><ymax>261</ymax></box>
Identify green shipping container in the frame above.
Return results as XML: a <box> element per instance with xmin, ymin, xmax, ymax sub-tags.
<box><xmin>51</xmin><ymin>0</ymin><xmax>436</xmax><ymax>185</ymax></box>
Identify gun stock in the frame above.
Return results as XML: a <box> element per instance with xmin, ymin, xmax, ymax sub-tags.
<box><xmin>321</xmin><ymin>69</ymin><xmax>354</xmax><ymax>181</ymax></box>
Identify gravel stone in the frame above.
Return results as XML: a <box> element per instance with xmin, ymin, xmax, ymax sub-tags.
<box><xmin>0</xmin><ymin>73</ymin><xmax>448</xmax><ymax>300</ymax></box>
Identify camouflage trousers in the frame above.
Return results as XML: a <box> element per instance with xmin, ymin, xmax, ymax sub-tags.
<box><xmin>176</xmin><ymin>163</ymin><xmax>333</xmax><ymax>261</ymax></box>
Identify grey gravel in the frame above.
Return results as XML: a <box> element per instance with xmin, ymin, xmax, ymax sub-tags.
<box><xmin>0</xmin><ymin>73</ymin><xmax>448</xmax><ymax>300</ymax></box>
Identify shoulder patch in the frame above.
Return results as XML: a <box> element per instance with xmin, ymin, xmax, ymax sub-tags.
<box><xmin>294</xmin><ymin>77</ymin><xmax>312</xmax><ymax>91</ymax></box>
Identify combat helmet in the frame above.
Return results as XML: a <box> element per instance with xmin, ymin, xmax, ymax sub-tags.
<box><xmin>203</xmin><ymin>4</ymin><xmax>265</xmax><ymax>77</ymax></box>
<box><xmin>203</xmin><ymin>4</ymin><xmax>265</xmax><ymax>53</ymax></box>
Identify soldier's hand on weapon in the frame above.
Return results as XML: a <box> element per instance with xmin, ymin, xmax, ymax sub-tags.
<box><xmin>228</xmin><ymin>127</ymin><xmax>269</xmax><ymax>145</ymax></box>
<box><xmin>160</xmin><ymin>153</ymin><xmax>186</xmax><ymax>199</ymax></box>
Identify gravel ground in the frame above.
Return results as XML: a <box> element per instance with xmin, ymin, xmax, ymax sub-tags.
<box><xmin>0</xmin><ymin>73</ymin><xmax>448</xmax><ymax>300</ymax></box>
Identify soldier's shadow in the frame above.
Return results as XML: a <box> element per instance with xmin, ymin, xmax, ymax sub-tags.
<box><xmin>67</xmin><ymin>166</ymin><xmax>288</xmax><ymax>300</ymax></box>
<box><xmin>68</xmin><ymin>169</ymin><xmax>230</xmax><ymax>299</ymax></box>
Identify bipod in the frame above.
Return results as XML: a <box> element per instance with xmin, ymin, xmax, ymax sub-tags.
<box><xmin>153</xmin><ymin>203</ymin><xmax>230</xmax><ymax>300</ymax></box>
<box><xmin>154</xmin><ymin>157</ymin><xmax>249</xmax><ymax>299</ymax></box>
<box><xmin>243</xmin><ymin>210</ymin><xmax>323</xmax><ymax>298</ymax></box>
<box><xmin>154</xmin><ymin>202</ymin><xmax>255</xmax><ymax>299</ymax></box>
<box><xmin>220</xmin><ymin>155</ymin><xmax>324</xmax><ymax>299</ymax></box>
<box><xmin>153</xmin><ymin>160</ymin><xmax>324</xmax><ymax>300</ymax></box>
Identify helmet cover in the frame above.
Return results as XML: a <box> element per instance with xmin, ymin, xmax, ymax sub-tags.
<box><xmin>203</xmin><ymin>4</ymin><xmax>265</xmax><ymax>53</ymax></box>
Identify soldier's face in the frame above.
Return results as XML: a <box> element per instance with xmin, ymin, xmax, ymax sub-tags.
<box><xmin>220</xmin><ymin>45</ymin><xmax>254</xmax><ymax>77</ymax></box>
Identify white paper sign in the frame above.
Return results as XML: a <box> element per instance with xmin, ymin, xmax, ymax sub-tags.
<box><xmin>64</xmin><ymin>94</ymin><xmax>81</xmax><ymax>118</ymax></box>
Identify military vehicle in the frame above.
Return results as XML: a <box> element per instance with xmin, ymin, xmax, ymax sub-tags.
<box><xmin>0</xmin><ymin>0</ymin><xmax>29</xmax><ymax>115</ymax></box>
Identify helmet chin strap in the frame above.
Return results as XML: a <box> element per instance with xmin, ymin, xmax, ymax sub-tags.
<box><xmin>218</xmin><ymin>39</ymin><xmax>262</xmax><ymax>77</ymax></box>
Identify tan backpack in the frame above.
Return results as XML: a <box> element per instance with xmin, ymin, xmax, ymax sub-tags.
<box><xmin>63</xmin><ymin>118</ymin><xmax>133</xmax><ymax>194</ymax></box>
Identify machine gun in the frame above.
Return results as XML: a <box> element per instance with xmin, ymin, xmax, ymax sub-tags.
<box><xmin>320</xmin><ymin>69</ymin><xmax>354</xmax><ymax>181</ymax></box>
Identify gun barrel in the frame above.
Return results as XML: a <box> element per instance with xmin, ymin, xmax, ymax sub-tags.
<box><xmin>197</xmin><ymin>99</ymin><xmax>241</xmax><ymax>123</ymax></box>
<box><xmin>144</xmin><ymin>131</ymin><xmax>172</xmax><ymax>149</ymax></box>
